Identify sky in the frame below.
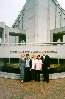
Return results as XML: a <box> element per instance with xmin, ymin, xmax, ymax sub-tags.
<box><xmin>0</xmin><ymin>0</ymin><xmax>65</xmax><ymax>27</ymax></box>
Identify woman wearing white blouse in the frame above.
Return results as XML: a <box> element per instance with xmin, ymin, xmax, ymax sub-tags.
<box><xmin>31</xmin><ymin>55</ymin><xmax>36</xmax><ymax>81</ymax></box>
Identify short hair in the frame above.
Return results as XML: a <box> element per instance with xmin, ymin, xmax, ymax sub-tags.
<box><xmin>26</xmin><ymin>54</ymin><xmax>29</xmax><ymax>56</ymax></box>
<box><xmin>37</xmin><ymin>55</ymin><xmax>40</xmax><ymax>57</ymax></box>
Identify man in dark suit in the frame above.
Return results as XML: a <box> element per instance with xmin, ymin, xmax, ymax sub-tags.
<box><xmin>43</xmin><ymin>55</ymin><xmax>50</xmax><ymax>83</ymax></box>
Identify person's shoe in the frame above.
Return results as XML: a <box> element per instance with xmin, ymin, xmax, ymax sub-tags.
<box><xmin>21</xmin><ymin>80</ymin><xmax>24</xmax><ymax>83</ymax></box>
<box><xmin>32</xmin><ymin>80</ymin><xmax>35</xmax><ymax>82</ymax></box>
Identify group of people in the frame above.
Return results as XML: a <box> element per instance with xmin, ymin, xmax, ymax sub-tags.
<box><xmin>19</xmin><ymin>53</ymin><xmax>50</xmax><ymax>83</ymax></box>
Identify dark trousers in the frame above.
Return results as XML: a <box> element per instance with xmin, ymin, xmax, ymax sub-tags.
<box><xmin>35</xmin><ymin>70</ymin><xmax>40</xmax><ymax>82</ymax></box>
<box><xmin>43</xmin><ymin>69</ymin><xmax>49</xmax><ymax>82</ymax></box>
<box><xmin>24</xmin><ymin>67</ymin><xmax>31</xmax><ymax>82</ymax></box>
<box><xmin>31</xmin><ymin>69</ymin><xmax>35</xmax><ymax>80</ymax></box>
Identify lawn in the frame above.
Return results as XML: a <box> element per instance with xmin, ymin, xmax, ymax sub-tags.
<box><xmin>0</xmin><ymin>77</ymin><xmax>65</xmax><ymax>99</ymax></box>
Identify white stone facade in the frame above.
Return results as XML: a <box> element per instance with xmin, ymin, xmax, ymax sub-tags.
<box><xmin>13</xmin><ymin>0</ymin><xmax>65</xmax><ymax>43</ymax></box>
<box><xmin>0</xmin><ymin>22</ymin><xmax>22</xmax><ymax>44</ymax></box>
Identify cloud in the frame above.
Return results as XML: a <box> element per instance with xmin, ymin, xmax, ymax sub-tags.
<box><xmin>0</xmin><ymin>0</ymin><xmax>26</xmax><ymax>26</ymax></box>
<box><xmin>57</xmin><ymin>0</ymin><xmax>65</xmax><ymax>10</ymax></box>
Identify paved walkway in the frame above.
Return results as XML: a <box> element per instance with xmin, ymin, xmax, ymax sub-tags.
<box><xmin>0</xmin><ymin>71</ymin><xmax>65</xmax><ymax>80</ymax></box>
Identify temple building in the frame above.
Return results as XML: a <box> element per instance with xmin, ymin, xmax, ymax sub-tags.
<box><xmin>0</xmin><ymin>0</ymin><xmax>65</xmax><ymax>59</ymax></box>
